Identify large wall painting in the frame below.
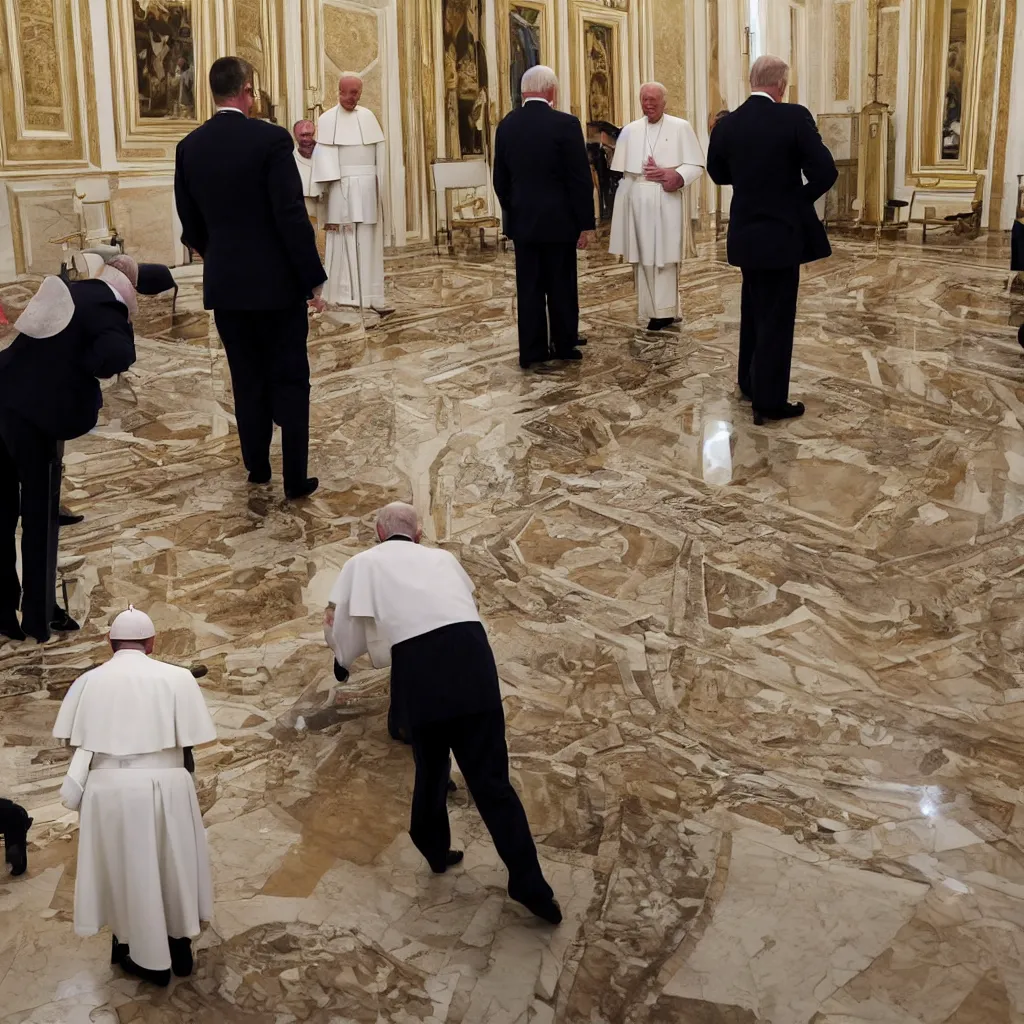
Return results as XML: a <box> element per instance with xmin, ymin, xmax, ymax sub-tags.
<box><xmin>509</xmin><ymin>4</ymin><xmax>542</xmax><ymax>109</ymax></box>
<box><xmin>941</xmin><ymin>4</ymin><xmax>968</xmax><ymax>160</ymax></box>
<box><xmin>442</xmin><ymin>0</ymin><xmax>488</xmax><ymax>158</ymax></box>
<box><xmin>133</xmin><ymin>0</ymin><xmax>196</xmax><ymax>120</ymax></box>
<box><xmin>583</xmin><ymin>20</ymin><xmax>616</xmax><ymax>126</ymax></box>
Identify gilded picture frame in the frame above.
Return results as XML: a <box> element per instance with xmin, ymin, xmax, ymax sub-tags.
<box><xmin>569</xmin><ymin>2</ymin><xmax>631</xmax><ymax>130</ymax></box>
<box><xmin>496</xmin><ymin>0</ymin><xmax>556</xmax><ymax>119</ymax></box>
<box><xmin>106</xmin><ymin>0</ymin><xmax>212</xmax><ymax>161</ymax></box>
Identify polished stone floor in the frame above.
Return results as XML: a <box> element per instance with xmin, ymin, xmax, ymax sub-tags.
<box><xmin>2</xmin><ymin>232</ymin><xmax>1024</xmax><ymax>1023</ymax></box>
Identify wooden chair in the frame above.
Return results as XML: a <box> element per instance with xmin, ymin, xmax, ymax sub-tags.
<box><xmin>430</xmin><ymin>161</ymin><xmax>503</xmax><ymax>253</ymax></box>
<box><xmin>909</xmin><ymin>175</ymin><xmax>985</xmax><ymax>243</ymax></box>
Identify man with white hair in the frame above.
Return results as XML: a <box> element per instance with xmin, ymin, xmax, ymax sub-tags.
<box><xmin>707</xmin><ymin>55</ymin><xmax>837</xmax><ymax>425</ymax></box>
<box><xmin>609</xmin><ymin>82</ymin><xmax>705</xmax><ymax>331</ymax></box>
<box><xmin>293</xmin><ymin>119</ymin><xmax>325</xmax><ymax>258</ymax></box>
<box><xmin>313</xmin><ymin>73</ymin><xmax>393</xmax><ymax>314</ymax></box>
<box><xmin>53</xmin><ymin>606</ymin><xmax>217</xmax><ymax>986</ymax></box>
<box><xmin>324</xmin><ymin>502</ymin><xmax>562</xmax><ymax>925</ymax></box>
<box><xmin>494</xmin><ymin>65</ymin><xmax>594</xmax><ymax>370</ymax></box>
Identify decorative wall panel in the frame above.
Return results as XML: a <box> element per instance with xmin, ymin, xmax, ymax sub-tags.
<box><xmin>441</xmin><ymin>0</ymin><xmax>488</xmax><ymax>158</ymax></box>
<box><xmin>497</xmin><ymin>0</ymin><xmax>556</xmax><ymax>118</ymax></box>
<box><xmin>227</xmin><ymin>0</ymin><xmax>285</xmax><ymax>123</ymax></box>
<box><xmin>832</xmin><ymin>1</ymin><xmax>850</xmax><ymax>103</ymax></box>
<box><xmin>0</xmin><ymin>0</ymin><xmax>87</xmax><ymax>165</ymax></box>
<box><xmin>651</xmin><ymin>0</ymin><xmax>685</xmax><ymax>115</ymax></box>
<box><xmin>322</xmin><ymin>2</ymin><xmax>381</xmax><ymax>121</ymax></box>
<box><xmin>876</xmin><ymin>6</ymin><xmax>899</xmax><ymax>109</ymax></box>
<box><xmin>570</xmin><ymin>2</ymin><xmax>631</xmax><ymax>129</ymax></box>
<box><xmin>107</xmin><ymin>0</ymin><xmax>210</xmax><ymax>161</ymax></box>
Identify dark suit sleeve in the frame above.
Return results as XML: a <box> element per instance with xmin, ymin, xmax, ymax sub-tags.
<box><xmin>706</xmin><ymin>123</ymin><xmax>731</xmax><ymax>186</ymax></box>
<box><xmin>493</xmin><ymin>122</ymin><xmax>510</xmax><ymax>210</ymax></box>
<box><xmin>563</xmin><ymin>116</ymin><xmax>596</xmax><ymax>233</ymax></box>
<box><xmin>796</xmin><ymin>107</ymin><xmax>838</xmax><ymax>204</ymax></box>
<box><xmin>266</xmin><ymin>130</ymin><xmax>327</xmax><ymax>296</ymax></box>
<box><xmin>80</xmin><ymin>304</ymin><xmax>136</xmax><ymax>379</ymax></box>
<box><xmin>174</xmin><ymin>141</ymin><xmax>207</xmax><ymax>256</ymax></box>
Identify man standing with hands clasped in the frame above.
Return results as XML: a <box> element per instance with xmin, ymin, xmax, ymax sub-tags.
<box><xmin>494</xmin><ymin>65</ymin><xmax>595</xmax><ymax>371</ymax></box>
<box><xmin>174</xmin><ymin>57</ymin><xmax>326</xmax><ymax>500</ymax></box>
<box><xmin>707</xmin><ymin>55</ymin><xmax>837</xmax><ymax>426</ymax></box>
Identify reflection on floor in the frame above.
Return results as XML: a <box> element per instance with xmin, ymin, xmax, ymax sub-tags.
<box><xmin>2</xmin><ymin>235</ymin><xmax>1024</xmax><ymax>1023</ymax></box>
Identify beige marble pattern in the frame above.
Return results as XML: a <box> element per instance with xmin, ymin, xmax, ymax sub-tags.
<box><xmin>2</xmin><ymin>231</ymin><xmax>1024</xmax><ymax>1023</ymax></box>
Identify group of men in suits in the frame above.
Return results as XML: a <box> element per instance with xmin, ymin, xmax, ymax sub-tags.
<box><xmin>494</xmin><ymin>55</ymin><xmax>838</xmax><ymax>424</ymax></box>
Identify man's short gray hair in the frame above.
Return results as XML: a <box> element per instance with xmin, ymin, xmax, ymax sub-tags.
<box><xmin>749</xmin><ymin>55</ymin><xmax>789</xmax><ymax>90</ymax></box>
<box><xmin>376</xmin><ymin>502</ymin><xmax>420</xmax><ymax>540</ymax></box>
<box><xmin>339</xmin><ymin>71</ymin><xmax>363</xmax><ymax>84</ymax></box>
<box><xmin>521</xmin><ymin>64</ymin><xmax>558</xmax><ymax>95</ymax></box>
<box><xmin>640</xmin><ymin>81</ymin><xmax>667</xmax><ymax>99</ymax></box>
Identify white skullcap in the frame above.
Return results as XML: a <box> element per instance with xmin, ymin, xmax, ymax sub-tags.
<box><xmin>109</xmin><ymin>605</ymin><xmax>155</xmax><ymax>640</ymax></box>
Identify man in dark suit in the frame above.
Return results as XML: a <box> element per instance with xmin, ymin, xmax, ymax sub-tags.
<box><xmin>0</xmin><ymin>262</ymin><xmax>137</xmax><ymax>643</ymax></box>
<box><xmin>707</xmin><ymin>55</ymin><xmax>838</xmax><ymax>425</ymax></box>
<box><xmin>174</xmin><ymin>57</ymin><xmax>326</xmax><ymax>499</ymax></box>
<box><xmin>493</xmin><ymin>65</ymin><xmax>595</xmax><ymax>370</ymax></box>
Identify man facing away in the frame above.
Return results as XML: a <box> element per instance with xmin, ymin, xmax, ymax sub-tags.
<box><xmin>174</xmin><ymin>56</ymin><xmax>326</xmax><ymax>500</ymax></box>
<box><xmin>53</xmin><ymin>606</ymin><xmax>217</xmax><ymax>987</ymax></box>
<box><xmin>707</xmin><ymin>55</ymin><xmax>837</xmax><ymax>426</ymax></box>
<box><xmin>609</xmin><ymin>82</ymin><xmax>705</xmax><ymax>332</ymax></box>
<box><xmin>312</xmin><ymin>73</ymin><xmax>394</xmax><ymax>315</ymax></box>
<box><xmin>0</xmin><ymin>258</ymin><xmax>137</xmax><ymax>643</ymax></box>
<box><xmin>293</xmin><ymin>119</ymin><xmax>326</xmax><ymax>259</ymax></box>
<box><xmin>324</xmin><ymin>502</ymin><xmax>562</xmax><ymax>925</ymax></box>
<box><xmin>493</xmin><ymin>65</ymin><xmax>595</xmax><ymax>371</ymax></box>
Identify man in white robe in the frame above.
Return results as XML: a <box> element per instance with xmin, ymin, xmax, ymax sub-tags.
<box><xmin>609</xmin><ymin>82</ymin><xmax>705</xmax><ymax>331</ymax></box>
<box><xmin>312</xmin><ymin>73</ymin><xmax>393</xmax><ymax>314</ymax></box>
<box><xmin>293</xmin><ymin>119</ymin><xmax>325</xmax><ymax>259</ymax></box>
<box><xmin>53</xmin><ymin>606</ymin><xmax>216</xmax><ymax>987</ymax></box>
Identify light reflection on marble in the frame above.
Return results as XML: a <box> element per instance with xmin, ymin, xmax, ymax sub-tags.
<box><xmin>2</xmin><ymin>233</ymin><xmax>1024</xmax><ymax>1022</ymax></box>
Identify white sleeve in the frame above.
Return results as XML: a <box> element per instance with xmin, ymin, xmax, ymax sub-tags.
<box><xmin>675</xmin><ymin>121</ymin><xmax>706</xmax><ymax>180</ymax></box>
<box><xmin>675</xmin><ymin>163</ymin><xmax>704</xmax><ymax>187</ymax></box>
<box><xmin>60</xmin><ymin>748</ymin><xmax>94</xmax><ymax>811</ymax></box>
<box><xmin>325</xmin><ymin>179</ymin><xmax>346</xmax><ymax>224</ymax></box>
<box><xmin>609</xmin><ymin>125</ymin><xmax>628</xmax><ymax>173</ymax></box>
<box><xmin>173</xmin><ymin>670</ymin><xmax>217</xmax><ymax>747</ymax></box>
<box><xmin>330</xmin><ymin>598</ymin><xmax>370</xmax><ymax>669</ymax></box>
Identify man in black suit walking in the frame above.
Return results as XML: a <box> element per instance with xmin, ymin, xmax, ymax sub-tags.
<box><xmin>493</xmin><ymin>66</ymin><xmax>595</xmax><ymax>370</ymax></box>
<box><xmin>707</xmin><ymin>55</ymin><xmax>837</xmax><ymax>425</ymax></box>
<box><xmin>174</xmin><ymin>57</ymin><xmax>326</xmax><ymax>499</ymax></box>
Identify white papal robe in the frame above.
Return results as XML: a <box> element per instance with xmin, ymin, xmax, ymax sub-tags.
<box><xmin>312</xmin><ymin>105</ymin><xmax>388</xmax><ymax>309</ymax></box>
<box><xmin>609</xmin><ymin>114</ymin><xmax>705</xmax><ymax>321</ymax></box>
<box><xmin>295</xmin><ymin>150</ymin><xmax>326</xmax><ymax>258</ymax></box>
<box><xmin>53</xmin><ymin>650</ymin><xmax>217</xmax><ymax>972</ymax></box>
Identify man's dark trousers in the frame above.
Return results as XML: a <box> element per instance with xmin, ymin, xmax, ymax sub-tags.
<box><xmin>409</xmin><ymin>708</ymin><xmax>553</xmax><ymax>903</ymax></box>
<box><xmin>213</xmin><ymin>303</ymin><xmax>310</xmax><ymax>492</ymax></box>
<box><xmin>0</xmin><ymin>412</ymin><xmax>62</xmax><ymax>634</ymax></box>
<box><xmin>513</xmin><ymin>242</ymin><xmax>579</xmax><ymax>364</ymax></box>
<box><xmin>738</xmin><ymin>266</ymin><xmax>801</xmax><ymax>410</ymax></box>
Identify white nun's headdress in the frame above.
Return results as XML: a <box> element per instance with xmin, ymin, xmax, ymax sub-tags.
<box><xmin>12</xmin><ymin>276</ymin><xmax>75</xmax><ymax>339</ymax></box>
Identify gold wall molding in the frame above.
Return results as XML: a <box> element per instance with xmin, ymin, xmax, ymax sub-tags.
<box><xmin>0</xmin><ymin>0</ymin><xmax>87</xmax><ymax>166</ymax></box>
<box><xmin>224</xmin><ymin>0</ymin><xmax>286</xmax><ymax>122</ymax></box>
<box><xmin>832</xmin><ymin>1</ymin><xmax>850</xmax><ymax>103</ymax></box>
<box><xmin>987</xmin><ymin>0</ymin><xmax>1017</xmax><ymax>227</ymax></box>
<box><xmin>569</xmin><ymin>0</ymin><xmax>632</xmax><ymax>127</ymax></box>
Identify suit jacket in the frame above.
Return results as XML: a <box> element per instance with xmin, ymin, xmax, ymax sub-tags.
<box><xmin>174</xmin><ymin>111</ymin><xmax>326</xmax><ymax>310</ymax></box>
<box><xmin>707</xmin><ymin>97</ymin><xmax>838</xmax><ymax>269</ymax></box>
<box><xmin>0</xmin><ymin>280</ymin><xmax>136</xmax><ymax>441</ymax></box>
<box><xmin>493</xmin><ymin>101</ymin><xmax>596</xmax><ymax>244</ymax></box>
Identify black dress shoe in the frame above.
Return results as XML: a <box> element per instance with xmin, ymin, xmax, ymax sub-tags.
<box><xmin>111</xmin><ymin>935</ymin><xmax>130</xmax><ymax>966</ymax></box>
<box><xmin>752</xmin><ymin>401</ymin><xmax>805</xmax><ymax>426</ymax></box>
<box><xmin>738</xmin><ymin>387</ymin><xmax>752</xmax><ymax>402</ymax></box>
<box><xmin>5</xmin><ymin>841</ymin><xmax>27</xmax><ymax>876</ymax></box>
<box><xmin>0</xmin><ymin>617</ymin><xmax>25</xmax><ymax>642</ymax></box>
<box><xmin>58</xmin><ymin>509</ymin><xmax>84</xmax><ymax>527</ymax></box>
<box><xmin>49</xmin><ymin>609</ymin><xmax>80</xmax><ymax>633</ymax></box>
<box><xmin>285</xmin><ymin>477</ymin><xmax>318</xmax><ymax>500</ymax></box>
<box><xmin>519</xmin><ymin>356</ymin><xmax>552</xmax><ymax>370</ymax></box>
<box><xmin>574</xmin><ymin>335</ymin><xmax>588</xmax><ymax>346</ymax></box>
<box><xmin>247</xmin><ymin>470</ymin><xmax>272</xmax><ymax>485</ymax></box>
<box><xmin>512</xmin><ymin>893</ymin><xmax>563</xmax><ymax>925</ymax></box>
<box><xmin>168</xmin><ymin>936</ymin><xmax>193</xmax><ymax>977</ymax></box>
<box><xmin>120</xmin><ymin>955</ymin><xmax>171</xmax><ymax>987</ymax></box>
<box><xmin>646</xmin><ymin>317</ymin><xmax>675</xmax><ymax>331</ymax></box>
<box><xmin>554</xmin><ymin>348</ymin><xmax>583</xmax><ymax>361</ymax></box>
<box><xmin>429</xmin><ymin>849</ymin><xmax>465</xmax><ymax>874</ymax></box>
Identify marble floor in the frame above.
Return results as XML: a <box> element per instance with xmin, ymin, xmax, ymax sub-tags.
<box><xmin>2</xmin><ymin>232</ymin><xmax>1024</xmax><ymax>1023</ymax></box>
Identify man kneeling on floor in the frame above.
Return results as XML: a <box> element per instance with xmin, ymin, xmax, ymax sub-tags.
<box><xmin>324</xmin><ymin>501</ymin><xmax>562</xmax><ymax>924</ymax></box>
<box><xmin>53</xmin><ymin>606</ymin><xmax>217</xmax><ymax>986</ymax></box>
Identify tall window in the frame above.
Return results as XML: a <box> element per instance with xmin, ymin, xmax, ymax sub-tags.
<box><xmin>748</xmin><ymin>0</ymin><xmax>763</xmax><ymax>61</ymax></box>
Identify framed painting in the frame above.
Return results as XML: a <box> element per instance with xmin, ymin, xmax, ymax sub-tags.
<box><xmin>441</xmin><ymin>0</ymin><xmax>489</xmax><ymax>159</ymax></box>
<box><xmin>497</xmin><ymin>0</ymin><xmax>556</xmax><ymax>117</ymax></box>
<box><xmin>107</xmin><ymin>0</ymin><xmax>211</xmax><ymax>160</ymax></box>
<box><xmin>570</xmin><ymin>2</ymin><xmax>632</xmax><ymax>130</ymax></box>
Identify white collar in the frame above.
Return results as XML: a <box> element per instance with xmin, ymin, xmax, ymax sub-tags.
<box><xmin>215</xmin><ymin>106</ymin><xmax>245</xmax><ymax>115</ymax></box>
<box><xmin>105</xmin><ymin>282</ymin><xmax>126</xmax><ymax>306</ymax></box>
<box><xmin>524</xmin><ymin>97</ymin><xmax>552</xmax><ymax>106</ymax></box>
<box><xmin>750</xmin><ymin>91</ymin><xmax>775</xmax><ymax>102</ymax></box>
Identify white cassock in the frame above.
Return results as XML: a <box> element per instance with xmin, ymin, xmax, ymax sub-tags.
<box><xmin>294</xmin><ymin>149</ymin><xmax>324</xmax><ymax>222</ymax></box>
<box><xmin>312</xmin><ymin>105</ymin><xmax>387</xmax><ymax>309</ymax></box>
<box><xmin>53</xmin><ymin>650</ymin><xmax>217</xmax><ymax>972</ymax></box>
<box><xmin>609</xmin><ymin>115</ymin><xmax>705</xmax><ymax>321</ymax></box>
